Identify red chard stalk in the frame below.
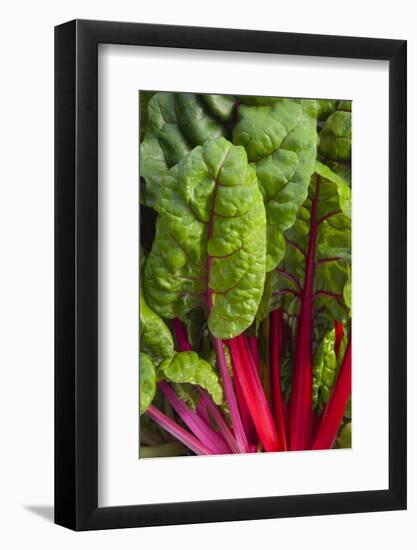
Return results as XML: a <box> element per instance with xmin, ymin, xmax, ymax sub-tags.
<box><xmin>214</xmin><ymin>338</ymin><xmax>249</xmax><ymax>453</ymax></box>
<box><xmin>145</xmin><ymin>405</ymin><xmax>212</xmax><ymax>456</ymax></box>
<box><xmin>139</xmin><ymin>94</ymin><xmax>352</xmax><ymax>458</ymax></box>
<box><xmin>312</xmin><ymin>340</ymin><xmax>352</xmax><ymax>450</ymax></box>
<box><xmin>228</xmin><ymin>335</ymin><xmax>280</xmax><ymax>452</ymax></box>
<box><xmin>227</xmin><ymin>343</ymin><xmax>258</xmax><ymax>446</ymax></box>
<box><xmin>289</xmin><ymin>178</ymin><xmax>321</xmax><ymax>451</ymax></box>
<box><xmin>197</xmin><ymin>389</ymin><xmax>241</xmax><ymax>454</ymax></box>
<box><xmin>270</xmin><ymin>309</ymin><xmax>288</xmax><ymax>451</ymax></box>
<box><xmin>159</xmin><ymin>381</ymin><xmax>231</xmax><ymax>454</ymax></box>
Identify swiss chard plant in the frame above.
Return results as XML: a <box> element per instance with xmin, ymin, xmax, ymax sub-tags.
<box><xmin>139</xmin><ymin>92</ymin><xmax>351</xmax><ymax>457</ymax></box>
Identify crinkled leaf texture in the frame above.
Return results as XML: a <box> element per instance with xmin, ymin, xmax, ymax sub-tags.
<box><xmin>139</xmin><ymin>91</ymin><xmax>155</xmax><ymax>141</ymax></box>
<box><xmin>312</xmin><ymin>328</ymin><xmax>337</xmax><ymax>409</ymax></box>
<box><xmin>141</xmin><ymin>94</ymin><xmax>319</xmax><ymax>274</ymax></box>
<box><xmin>316</xmin><ymin>99</ymin><xmax>337</xmax><ymax>121</ymax></box>
<box><xmin>143</xmin><ymin>137</ymin><xmax>267</xmax><ymax>339</ymax></box>
<box><xmin>139</xmin><ymin>352</ymin><xmax>156</xmax><ymax>415</ymax></box>
<box><xmin>140</xmin><ymin>93</ymin><xmax>228</xmax><ymax>208</ymax></box>
<box><xmin>319</xmin><ymin>111</ymin><xmax>352</xmax><ymax>161</ymax></box>
<box><xmin>270</xmin><ymin>161</ymin><xmax>351</xmax><ymax>324</ymax></box>
<box><xmin>140</xmin><ymin>285</ymin><xmax>174</xmax><ymax>365</ymax></box>
<box><xmin>158</xmin><ymin>351</ymin><xmax>224</xmax><ymax>405</ymax></box>
<box><xmin>233</xmin><ymin>98</ymin><xmax>318</xmax><ymax>271</ymax></box>
<box><xmin>201</xmin><ymin>94</ymin><xmax>235</xmax><ymax>121</ymax></box>
<box><xmin>343</xmin><ymin>266</ymin><xmax>352</xmax><ymax>315</ymax></box>
<box><xmin>337</xmin><ymin>100</ymin><xmax>352</xmax><ymax>112</ymax></box>
<box><xmin>280</xmin><ymin>345</ymin><xmax>293</xmax><ymax>402</ymax></box>
<box><xmin>319</xmin><ymin>107</ymin><xmax>352</xmax><ymax>188</ymax></box>
<box><xmin>314</xmin><ymin>160</ymin><xmax>351</xmax><ymax>219</ymax></box>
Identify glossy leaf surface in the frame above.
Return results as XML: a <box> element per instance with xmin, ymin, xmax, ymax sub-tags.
<box><xmin>233</xmin><ymin>98</ymin><xmax>318</xmax><ymax>271</ymax></box>
<box><xmin>144</xmin><ymin>137</ymin><xmax>267</xmax><ymax>339</ymax></box>
<box><xmin>140</xmin><ymin>285</ymin><xmax>174</xmax><ymax>365</ymax></box>
<box><xmin>158</xmin><ymin>351</ymin><xmax>224</xmax><ymax>405</ymax></box>
<box><xmin>140</xmin><ymin>352</ymin><xmax>157</xmax><ymax>415</ymax></box>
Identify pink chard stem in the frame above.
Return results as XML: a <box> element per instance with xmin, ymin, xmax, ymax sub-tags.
<box><xmin>196</xmin><ymin>397</ymin><xmax>211</xmax><ymax>426</ymax></box>
<box><xmin>227</xmin><ymin>341</ymin><xmax>258</xmax><ymax>446</ymax></box>
<box><xmin>159</xmin><ymin>381</ymin><xmax>231</xmax><ymax>455</ymax></box>
<box><xmin>228</xmin><ymin>336</ymin><xmax>280</xmax><ymax>452</ymax></box>
<box><xmin>197</xmin><ymin>389</ymin><xmax>241</xmax><ymax>454</ymax></box>
<box><xmin>289</xmin><ymin>177</ymin><xmax>322</xmax><ymax>451</ymax></box>
<box><xmin>205</xmin><ymin>172</ymin><xmax>249</xmax><ymax>454</ymax></box>
<box><xmin>270</xmin><ymin>309</ymin><xmax>288</xmax><ymax>451</ymax></box>
<box><xmin>145</xmin><ymin>405</ymin><xmax>212</xmax><ymax>455</ymax></box>
<box><xmin>171</xmin><ymin>319</ymin><xmax>243</xmax><ymax>453</ymax></box>
<box><xmin>247</xmin><ymin>336</ymin><xmax>260</xmax><ymax>371</ymax></box>
<box><xmin>214</xmin><ymin>337</ymin><xmax>249</xmax><ymax>453</ymax></box>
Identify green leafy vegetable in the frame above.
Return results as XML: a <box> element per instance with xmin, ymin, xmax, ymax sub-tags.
<box><xmin>158</xmin><ymin>351</ymin><xmax>224</xmax><ymax>405</ymax></box>
<box><xmin>140</xmin><ymin>93</ymin><xmax>228</xmax><ymax>208</ymax></box>
<box><xmin>317</xmin><ymin>99</ymin><xmax>337</xmax><ymax>121</ymax></box>
<box><xmin>172</xmin><ymin>383</ymin><xmax>200</xmax><ymax>411</ymax></box>
<box><xmin>272</xmin><ymin>162</ymin><xmax>351</xmax><ymax>325</ymax></box>
<box><xmin>337</xmin><ymin>100</ymin><xmax>352</xmax><ymax>112</ymax></box>
<box><xmin>318</xmin><ymin>104</ymin><xmax>352</xmax><ymax>186</ymax></box>
<box><xmin>201</xmin><ymin>94</ymin><xmax>236</xmax><ymax>121</ymax></box>
<box><xmin>139</xmin><ymin>91</ymin><xmax>155</xmax><ymax>141</ymax></box>
<box><xmin>233</xmin><ymin>98</ymin><xmax>318</xmax><ymax>271</ymax></box>
<box><xmin>140</xmin><ymin>352</ymin><xmax>156</xmax><ymax>415</ymax></box>
<box><xmin>337</xmin><ymin>421</ymin><xmax>352</xmax><ymax>448</ymax></box>
<box><xmin>144</xmin><ymin>137</ymin><xmax>267</xmax><ymax>339</ymax></box>
<box><xmin>319</xmin><ymin>111</ymin><xmax>352</xmax><ymax>162</ymax></box>
<box><xmin>139</xmin><ymin>92</ymin><xmax>352</xmax><ymax>457</ymax></box>
<box><xmin>312</xmin><ymin>328</ymin><xmax>337</xmax><ymax>409</ymax></box>
<box><xmin>140</xmin><ymin>285</ymin><xmax>174</xmax><ymax>365</ymax></box>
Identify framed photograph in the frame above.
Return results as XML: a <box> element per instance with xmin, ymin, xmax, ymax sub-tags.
<box><xmin>55</xmin><ymin>19</ymin><xmax>407</xmax><ymax>531</ymax></box>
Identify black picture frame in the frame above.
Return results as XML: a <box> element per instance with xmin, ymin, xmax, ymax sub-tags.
<box><xmin>55</xmin><ymin>19</ymin><xmax>407</xmax><ymax>531</ymax></box>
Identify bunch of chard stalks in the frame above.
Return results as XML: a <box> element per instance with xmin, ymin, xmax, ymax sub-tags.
<box><xmin>146</xmin><ymin>240</ymin><xmax>351</xmax><ymax>455</ymax></box>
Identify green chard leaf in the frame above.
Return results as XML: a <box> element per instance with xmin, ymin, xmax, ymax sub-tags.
<box><xmin>139</xmin><ymin>352</ymin><xmax>157</xmax><ymax>415</ymax></box>
<box><xmin>238</xmin><ymin>96</ymin><xmax>284</xmax><ymax>106</ymax></box>
<box><xmin>271</xmin><ymin>162</ymin><xmax>351</xmax><ymax>326</ymax></box>
<box><xmin>174</xmin><ymin>93</ymin><xmax>228</xmax><ymax>145</ymax></box>
<box><xmin>255</xmin><ymin>271</ymin><xmax>274</xmax><ymax>330</ymax></box>
<box><xmin>201</xmin><ymin>94</ymin><xmax>236</xmax><ymax>122</ymax></box>
<box><xmin>143</xmin><ymin>137</ymin><xmax>267</xmax><ymax>339</ymax></box>
<box><xmin>139</xmin><ymin>91</ymin><xmax>155</xmax><ymax>141</ymax></box>
<box><xmin>140</xmin><ymin>285</ymin><xmax>174</xmax><ymax>365</ymax></box>
<box><xmin>337</xmin><ymin>100</ymin><xmax>352</xmax><ymax>112</ymax></box>
<box><xmin>158</xmin><ymin>351</ymin><xmax>224</xmax><ymax>405</ymax></box>
<box><xmin>318</xmin><ymin>105</ymin><xmax>352</xmax><ymax>188</ymax></box>
<box><xmin>140</xmin><ymin>132</ymin><xmax>169</xmax><ymax>208</ymax></box>
<box><xmin>312</xmin><ymin>328</ymin><xmax>337</xmax><ymax>409</ymax></box>
<box><xmin>343</xmin><ymin>266</ymin><xmax>352</xmax><ymax>315</ymax></box>
<box><xmin>314</xmin><ymin>160</ymin><xmax>351</xmax><ymax>218</ymax></box>
<box><xmin>316</xmin><ymin>99</ymin><xmax>337</xmax><ymax>121</ymax></box>
<box><xmin>337</xmin><ymin>421</ymin><xmax>352</xmax><ymax>448</ymax></box>
<box><xmin>172</xmin><ymin>382</ymin><xmax>200</xmax><ymax>411</ymax></box>
<box><xmin>183</xmin><ymin>307</ymin><xmax>207</xmax><ymax>352</ymax></box>
<box><xmin>233</xmin><ymin>98</ymin><xmax>318</xmax><ymax>271</ymax></box>
<box><xmin>280</xmin><ymin>345</ymin><xmax>293</xmax><ymax>402</ymax></box>
<box><xmin>319</xmin><ymin>110</ymin><xmax>351</xmax><ymax>162</ymax></box>
<box><xmin>140</xmin><ymin>93</ymin><xmax>228</xmax><ymax>209</ymax></box>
